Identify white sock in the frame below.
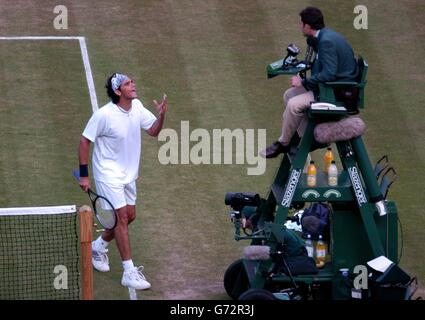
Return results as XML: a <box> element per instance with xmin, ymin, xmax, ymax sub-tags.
<box><xmin>122</xmin><ymin>259</ymin><xmax>134</xmax><ymax>271</ymax></box>
<box><xmin>93</xmin><ymin>236</ymin><xmax>109</xmax><ymax>250</ymax></box>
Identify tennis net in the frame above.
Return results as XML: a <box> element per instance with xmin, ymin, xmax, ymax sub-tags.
<box><xmin>0</xmin><ymin>205</ymin><xmax>81</xmax><ymax>299</ymax></box>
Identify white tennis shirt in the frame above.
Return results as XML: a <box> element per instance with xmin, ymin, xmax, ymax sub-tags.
<box><xmin>82</xmin><ymin>99</ymin><xmax>157</xmax><ymax>184</ymax></box>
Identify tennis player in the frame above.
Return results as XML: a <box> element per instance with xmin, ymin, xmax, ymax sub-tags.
<box><xmin>78</xmin><ymin>73</ymin><xmax>167</xmax><ymax>290</ymax></box>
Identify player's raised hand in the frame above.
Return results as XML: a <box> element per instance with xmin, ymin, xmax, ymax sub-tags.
<box><xmin>153</xmin><ymin>93</ymin><xmax>168</xmax><ymax>115</ymax></box>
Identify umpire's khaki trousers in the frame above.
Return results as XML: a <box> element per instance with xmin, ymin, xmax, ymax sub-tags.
<box><xmin>278</xmin><ymin>86</ymin><xmax>315</xmax><ymax>146</ymax></box>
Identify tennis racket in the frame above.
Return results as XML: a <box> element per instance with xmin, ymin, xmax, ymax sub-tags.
<box><xmin>72</xmin><ymin>170</ymin><xmax>117</xmax><ymax>230</ymax></box>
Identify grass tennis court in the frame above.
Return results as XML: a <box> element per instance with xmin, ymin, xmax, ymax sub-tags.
<box><xmin>1</xmin><ymin>0</ymin><xmax>424</xmax><ymax>299</ymax></box>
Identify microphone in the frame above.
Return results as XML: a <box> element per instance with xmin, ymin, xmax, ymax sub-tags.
<box><xmin>314</xmin><ymin>116</ymin><xmax>366</xmax><ymax>144</ymax></box>
<box><xmin>242</xmin><ymin>245</ymin><xmax>271</xmax><ymax>260</ymax></box>
<box><xmin>305</xmin><ymin>46</ymin><xmax>313</xmax><ymax>63</ymax></box>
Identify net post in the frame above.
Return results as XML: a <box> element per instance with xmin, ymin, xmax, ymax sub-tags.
<box><xmin>79</xmin><ymin>205</ymin><xmax>93</xmax><ymax>300</ymax></box>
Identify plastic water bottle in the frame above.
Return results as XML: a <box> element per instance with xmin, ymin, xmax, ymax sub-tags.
<box><xmin>323</xmin><ymin>147</ymin><xmax>334</xmax><ymax>173</ymax></box>
<box><xmin>328</xmin><ymin>160</ymin><xmax>338</xmax><ymax>186</ymax></box>
<box><xmin>316</xmin><ymin>234</ymin><xmax>326</xmax><ymax>265</ymax></box>
<box><xmin>305</xmin><ymin>234</ymin><xmax>314</xmax><ymax>258</ymax></box>
<box><xmin>307</xmin><ymin>161</ymin><xmax>317</xmax><ymax>187</ymax></box>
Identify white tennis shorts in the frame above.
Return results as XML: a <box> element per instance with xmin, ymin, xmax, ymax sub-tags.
<box><xmin>94</xmin><ymin>180</ymin><xmax>137</xmax><ymax>210</ymax></box>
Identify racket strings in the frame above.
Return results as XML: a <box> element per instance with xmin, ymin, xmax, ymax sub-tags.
<box><xmin>94</xmin><ymin>198</ymin><xmax>116</xmax><ymax>229</ymax></box>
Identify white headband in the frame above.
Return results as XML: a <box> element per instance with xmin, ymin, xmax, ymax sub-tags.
<box><xmin>111</xmin><ymin>73</ymin><xmax>129</xmax><ymax>91</ymax></box>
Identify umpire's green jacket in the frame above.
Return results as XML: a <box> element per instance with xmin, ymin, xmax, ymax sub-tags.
<box><xmin>302</xmin><ymin>27</ymin><xmax>358</xmax><ymax>92</ymax></box>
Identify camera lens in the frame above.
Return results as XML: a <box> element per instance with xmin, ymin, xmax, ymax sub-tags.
<box><xmin>224</xmin><ymin>192</ymin><xmax>236</xmax><ymax>205</ymax></box>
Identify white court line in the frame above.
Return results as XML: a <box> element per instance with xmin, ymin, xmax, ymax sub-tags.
<box><xmin>128</xmin><ymin>287</ymin><xmax>138</xmax><ymax>300</ymax></box>
<box><xmin>0</xmin><ymin>36</ymin><xmax>98</xmax><ymax>111</ymax></box>
<box><xmin>78</xmin><ymin>37</ymin><xmax>98</xmax><ymax>111</ymax></box>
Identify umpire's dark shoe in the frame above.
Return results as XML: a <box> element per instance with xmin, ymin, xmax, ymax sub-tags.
<box><xmin>260</xmin><ymin>141</ymin><xmax>290</xmax><ymax>158</ymax></box>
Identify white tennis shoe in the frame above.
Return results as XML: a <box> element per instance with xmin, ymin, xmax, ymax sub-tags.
<box><xmin>121</xmin><ymin>266</ymin><xmax>151</xmax><ymax>290</ymax></box>
<box><xmin>92</xmin><ymin>242</ymin><xmax>110</xmax><ymax>272</ymax></box>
